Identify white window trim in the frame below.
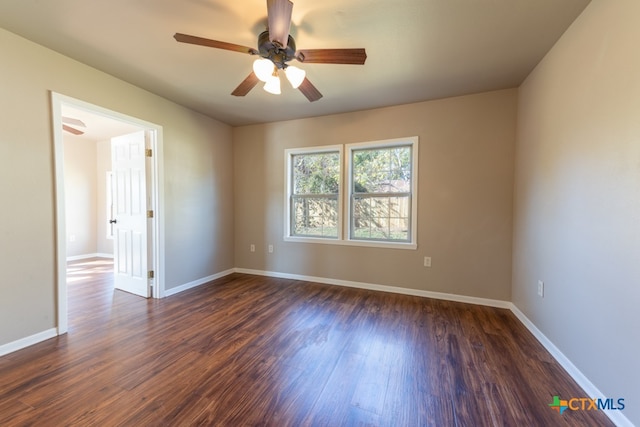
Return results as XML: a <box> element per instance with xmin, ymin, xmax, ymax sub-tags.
<box><xmin>284</xmin><ymin>145</ymin><xmax>344</xmax><ymax>241</ymax></box>
<box><xmin>284</xmin><ymin>137</ymin><xmax>418</xmax><ymax>250</ymax></box>
<box><xmin>346</xmin><ymin>137</ymin><xmax>418</xmax><ymax>250</ymax></box>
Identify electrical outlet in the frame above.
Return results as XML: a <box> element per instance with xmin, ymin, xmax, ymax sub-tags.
<box><xmin>250</xmin><ymin>244</ymin><xmax>255</xmax><ymax>252</ymax></box>
<box><xmin>537</xmin><ymin>280</ymin><xmax>544</xmax><ymax>297</ymax></box>
<box><xmin>69</xmin><ymin>234</ymin><xmax>76</xmax><ymax>242</ymax></box>
<box><xmin>268</xmin><ymin>244</ymin><xmax>274</xmax><ymax>253</ymax></box>
<box><xmin>423</xmin><ymin>256</ymin><xmax>432</xmax><ymax>267</ymax></box>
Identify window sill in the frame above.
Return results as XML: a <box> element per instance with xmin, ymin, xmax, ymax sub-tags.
<box><xmin>283</xmin><ymin>236</ymin><xmax>417</xmax><ymax>250</ymax></box>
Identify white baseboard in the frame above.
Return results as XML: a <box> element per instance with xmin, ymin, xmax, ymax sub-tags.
<box><xmin>164</xmin><ymin>269</ymin><xmax>235</xmax><ymax>297</ymax></box>
<box><xmin>234</xmin><ymin>268</ymin><xmax>512</xmax><ymax>309</ymax></box>
<box><xmin>509</xmin><ymin>305</ymin><xmax>634</xmax><ymax>427</ymax></box>
<box><xmin>95</xmin><ymin>253</ymin><xmax>114</xmax><ymax>259</ymax></box>
<box><xmin>0</xmin><ymin>328</ymin><xmax>58</xmax><ymax>358</ymax></box>
<box><xmin>67</xmin><ymin>253</ymin><xmax>113</xmax><ymax>261</ymax></box>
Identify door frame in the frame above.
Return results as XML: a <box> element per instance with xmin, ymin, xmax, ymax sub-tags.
<box><xmin>51</xmin><ymin>92</ymin><xmax>165</xmax><ymax>335</ymax></box>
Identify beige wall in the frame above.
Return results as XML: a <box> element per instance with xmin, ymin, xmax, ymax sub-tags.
<box><xmin>0</xmin><ymin>28</ymin><xmax>234</xmax><ymax>346</ymax></box>
<box><xmin>64</xmin><ymin>137</ymin><xmax>99</xmax><ymax>258</ymax></box>
<box><xmin>96</xmin><ymin>140</ymin><xmax>113</xmax><ymax>256</ymax></box>
<box><xmin>233</xmin><ymin>89</ymin><xmax>517</xmax><ymax>300</ymax></box>
<box><xmin>514</xmin><ymin>0</ymin><xmax>640</xmax><ymax>423</ymax></box>
<box><xmin>63</xmin><ymin>138</ymin><xmax>114</xmax><ymax>258</ymax></box>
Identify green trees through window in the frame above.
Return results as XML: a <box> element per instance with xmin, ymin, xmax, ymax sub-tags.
<box><xmin>291</xmin><ymin>151</ymin><xmax>340</xmax><ymax>238</ymax></box>
<box><xmin>352</xmin><ymin>146</ymin><xmax>412</xmax><ymax>241</ymax></box>
<box><xmin>286</xmin><ymin>137</ymin><xmax>418</xmax><ymax>248</ymax></box>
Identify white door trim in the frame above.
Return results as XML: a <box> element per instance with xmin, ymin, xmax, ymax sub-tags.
<box><xmin>51</xmin><ymin>92</ymin><xmax>165</xmax><ymax>335</ymax></box>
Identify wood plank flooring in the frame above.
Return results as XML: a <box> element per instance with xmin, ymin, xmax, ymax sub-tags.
<box><xmin>0</xmin><ymin>259</ymin><xmax>613</xmax><ymax>426</ymax></box>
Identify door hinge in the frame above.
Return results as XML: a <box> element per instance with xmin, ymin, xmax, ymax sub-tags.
<box><xmin>148</xmin><ymin>270</ymin><xmax>155</xmax><ymax>279</ymax></box>
<box><xmin>147</xmin><ymin>210</ymin><xmax>154</xmax><ymax>218</ymax></box>
<box><xmin>145</xmin><ymin>148</ymin><xmax>152</xmax><ymax>157</ymax></box>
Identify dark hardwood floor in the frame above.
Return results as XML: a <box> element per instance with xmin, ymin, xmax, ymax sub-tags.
<box><xmin>0</xmin><ymin>259</ymin><xmax>613</xmax><ymax>426</ymax></box>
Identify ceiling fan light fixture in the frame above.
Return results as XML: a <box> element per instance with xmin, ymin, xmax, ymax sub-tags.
<box><xmin>174</xmin><ymin>0</ymin><xmax>367</xmax><ymax>101</ymax></box>
<box><xmin>263</xmin><ymin>73</ymin><xmax>281</xmax><ymax>95</ymax></box>
<box><xmin>284</xmin><ymin>65</ymin><xmax>306</xmax><ymax>89</ymax></box>
<box><xmin>253</xmin><ymin>58</ymin><xmax>275</xmax><ymax>82</ymax></box>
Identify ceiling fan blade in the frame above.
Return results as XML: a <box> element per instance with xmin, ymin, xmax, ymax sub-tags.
<box><xmin>267</xmin><ymin>0</ymin><xmax>293</xmax><ymax>49</ymax></box>
<box><xmin>61</xmin><ymin>116</ymin><xmax>86</xmax><ymax>128</ymax></box>
<box><xmin>298</xmin><ymin>77</ymin><xmax>323</xmax><ymax>102</ymax></box>
<box><xmin>174</xmin><ymin>33</ymin><xmax>258</xmax><ymax>55</ymax></box>
<box><xmin>231</xmin><ymin>72</ymin><xmax>260</xmax><ymax>97</ymax></box>
<box><xmin>63</xmin><ymin>124</ymin><xmax>85</xmax><ymax>136</ymax></box>
<box><xmin>296</xmin><ymin>48</ymin><xmax>367</xmax><ymax>65</ymax></box>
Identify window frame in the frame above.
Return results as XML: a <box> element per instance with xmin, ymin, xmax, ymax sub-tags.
<box><xmin>346</xmin><ymin>138</ymin><xmax>418</xmax><ymax>248</ymax></box>
<box><xmin>346</xmin><ymin>137</ymin><xmax>418</xmax><ymax>249</ymax></box>
<box><xmin>284</xmin><ymin>145</ymin><xmax>344</xmax><ymax>242</ymax></box>
<box><xmin>284</xmin><ymin>137</ymin><xmax>418</xmax><ymax>250</ymax></box>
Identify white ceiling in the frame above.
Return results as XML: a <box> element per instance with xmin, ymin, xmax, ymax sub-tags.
<box><xmin>0</xmin><ymin>0</ymin><xmax>590</xmax><ymax>127</ymax></box>
<box><xmin>61</xmin><ymin>105</ymin><xmax>145</xmax><ymax>142</ymax></box>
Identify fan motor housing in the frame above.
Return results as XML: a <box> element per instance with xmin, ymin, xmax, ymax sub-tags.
<box><xmin>257</xmin><ymin>30</ymin><xmax>296</xmax><ymax>69</ymax></box>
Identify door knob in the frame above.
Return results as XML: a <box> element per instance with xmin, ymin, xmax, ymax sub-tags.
<box><xmin>109</xmin><ymin>219</ymin><xmax>117</xmax><ymax>224</ymax></box>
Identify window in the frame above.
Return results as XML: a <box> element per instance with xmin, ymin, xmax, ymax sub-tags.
<box><xmin>287</xmin><ymin>146</ymin><xmax>342</xmax><ymax>238</ymax></box>
<box><xmin>349</xmin><ymin>143</ymin><xmax>413</xmax><ymax>242</ymax></box>
<box><xmin>285</xmin><ymin>137</ymin><xmax>418</xmax><ymax>249</ymax></box>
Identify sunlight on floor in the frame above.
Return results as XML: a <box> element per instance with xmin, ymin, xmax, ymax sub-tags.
<box><xmin>67</xmin><ymin>259</ymin><xmax>113</xmax><ymax>283</ymax></box>
<box><xmin>67</xmin><ymin>276</ymin><xmax>92</xmax><ymax>283</ymax></box>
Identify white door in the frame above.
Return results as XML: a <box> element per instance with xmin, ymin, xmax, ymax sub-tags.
<box><xmin>111</xmin><ymin>130</ymin><xmax>150</xmax><ymax>298</ymax></box>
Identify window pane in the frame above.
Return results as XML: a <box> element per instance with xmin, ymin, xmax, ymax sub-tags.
<box><xmin>352</xmin><ymin>146</ymin><xmax>411</xmax><ymax>193</ymax></box>
<box><xmin>293</xmin><ymin>152</ymin><xmax>340</xmax><ymax>195</ymax></box>
<box><xmin>352</xmin><ymin>195</ymin><xmax>410</xmax><ymax>241</ymax></box>
<box><xmin>292</xmin><ymin>196</ymin><xmax>338</xmax><ymax>238</ymax></box>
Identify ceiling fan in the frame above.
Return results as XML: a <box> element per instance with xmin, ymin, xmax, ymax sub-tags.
<box><xmin>62</xmin><ymin>116</ymin><xmax>86</xmax><ymax>136</ymax></box>
<box><xmin>173</xmin><ymin>0</ymin><xmax>367</xmax><ymax>102</ymax></box>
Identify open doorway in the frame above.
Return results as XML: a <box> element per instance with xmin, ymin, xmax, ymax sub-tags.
<box><xmin>62</xmin><ymin>104</ymin><xmax>140</xmax><ymax>262</ymax></box>
<box><xmin>52</xmin><ymin>92</ymin><xmax>165</xmax><ymax>335</ymax></box>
